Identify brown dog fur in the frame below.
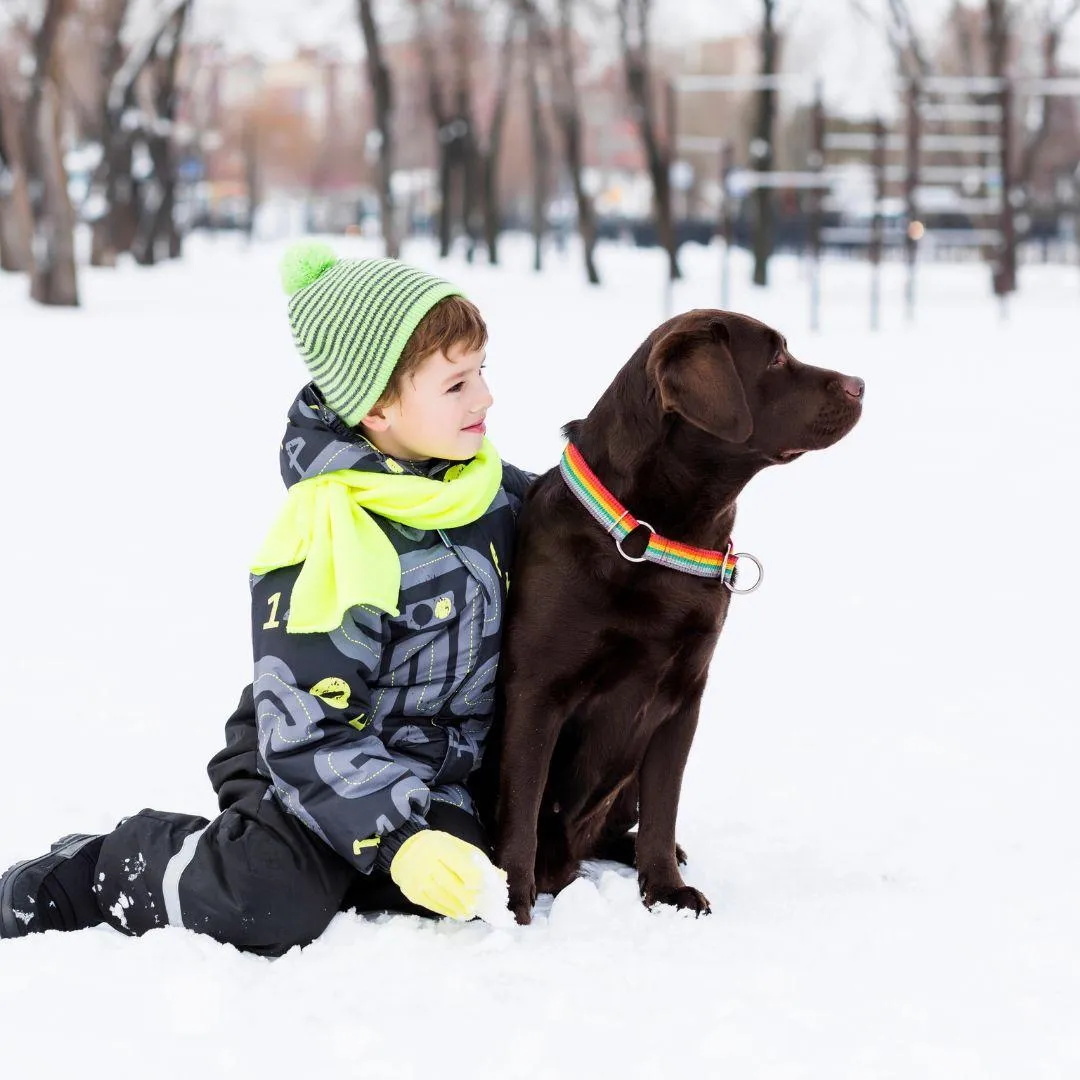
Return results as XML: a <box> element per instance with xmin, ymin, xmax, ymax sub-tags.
<box><xmin>484</xmin><ymin>309</ymin><xmax>864</xmax><ymax>924</ymax></box>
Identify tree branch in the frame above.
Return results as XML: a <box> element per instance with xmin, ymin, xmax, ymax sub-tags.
<box><xmin>107</xmin><ymin>0</ymin><xmax>192</xmax><ymax>119</ymax></box>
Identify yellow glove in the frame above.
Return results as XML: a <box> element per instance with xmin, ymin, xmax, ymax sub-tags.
<box><xmin>389</xmin><ymin>830</ymin><xmax>496</xmax><ymax>920</ymax></box>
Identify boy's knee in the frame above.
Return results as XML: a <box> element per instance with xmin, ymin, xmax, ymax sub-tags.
<box><xmin>181</xmin><ymin>816</ymin><xmax>351</xmax><ymax>953</ymax></box>
<box><xmin>98</xmin><ymin>804</ymin><xmax>351</xmax><ymax>954</ymax></box>
<box><xmin>192</xmin><ymin>877</ymin><xmax>341</xmax><ymax>955</ymax></box>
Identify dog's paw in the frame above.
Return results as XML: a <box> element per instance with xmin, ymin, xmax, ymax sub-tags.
<box><xmin>506</xmin><ymin>877</ymin><xmax>537</xmax><ymax>926</ymax></box>
<box><xmin>641</xmin><ymin>880</ymin><xmax>711</xmax><ymax>917</ymax></box>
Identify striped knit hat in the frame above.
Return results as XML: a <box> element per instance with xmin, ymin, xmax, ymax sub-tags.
<box><xmin>280</xmin><ymin>241</ymin><xmax>464</xmax><ymax>426</ymax></box>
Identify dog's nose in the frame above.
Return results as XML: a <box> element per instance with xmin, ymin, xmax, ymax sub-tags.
<box><xmin>839</xmin><ymin>375</ymin><xmax>865</xmax><ymax>400</ymax></box>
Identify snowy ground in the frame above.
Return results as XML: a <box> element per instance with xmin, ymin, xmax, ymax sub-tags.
<box><xmin>1</xmin><ymin>232</ymin><xmax>1078</xmax><ymax>1078</ymax></box>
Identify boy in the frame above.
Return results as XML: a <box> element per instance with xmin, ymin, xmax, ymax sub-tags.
<box><xmin>0</xmin><ymin>243</ymin><xmax>532</xmax><ymax>955</ymax></box>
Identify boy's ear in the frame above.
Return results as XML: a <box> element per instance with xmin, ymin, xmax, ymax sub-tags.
<box><xmin>358</xmin><ymin>407</ymin><xmax>390</xmax><ymax>433</ymax></box>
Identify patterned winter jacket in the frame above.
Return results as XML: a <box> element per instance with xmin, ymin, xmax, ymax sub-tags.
<box><xmin>251</xmin><ymin>384</ymin><xmax>532</xmax><ymax>874</ymax></box>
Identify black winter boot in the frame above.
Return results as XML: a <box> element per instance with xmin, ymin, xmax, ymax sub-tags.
<box><xmin>0</xmin><ymin>834</ymin><xmax>105</xmax><ymax>938</ymax></box>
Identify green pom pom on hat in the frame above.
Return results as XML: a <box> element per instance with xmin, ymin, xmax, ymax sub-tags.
<box><xmin>280</xmin><ymin>240</ymin><xmax>338</xmax><ymax>296</ymax></box>
<box><xmin>283</xmin><ymin>248</ymin><xmax>465</xmax><ymax>426</ymax></box>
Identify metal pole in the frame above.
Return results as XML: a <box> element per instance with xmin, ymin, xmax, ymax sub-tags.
<box><xmin>904</xmin><ymin>80</ymin><xmax>921</xmax><ymax>323</ymax></box>
<box><xmin>664</xmin><ymin>78</ymin><xmax>677</xmax><ymax>318</ymax></box>
<box><xmin>719</xmin><ymin>139</ymin><xmax>733</xmax><ymax>308</ymax></box>
<box><xmin>809</xmin><ymin>80</ymin><xmax>824</xmax><ymax>331</ymax></box>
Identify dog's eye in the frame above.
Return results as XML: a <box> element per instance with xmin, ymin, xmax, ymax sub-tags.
<box><xmin>770</xmin><ymin>352</ymin><xmax>786</xmax><ymax>368</ymax></box>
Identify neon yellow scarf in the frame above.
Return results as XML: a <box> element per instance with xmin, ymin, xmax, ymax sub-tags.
<box><xmin>252</xmin><ymin>438</ymin><xmax>502</xmax><ymax>632</ymax></box>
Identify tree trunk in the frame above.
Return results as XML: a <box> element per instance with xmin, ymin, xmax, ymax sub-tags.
<box><xmin>89</xmin><ymin>0</ymin><xmax>131</xmax><ymax>266</ymax></box>
<box><xmin>25</xmin><ymin>0</ymin><xmax>79</xmax><ymax>306</ymax></box>
<box><xmin>30</xmin><ymin>81</ymin><xmax>79</xmax><ymax>305</ymax></box>
<box><xmin>479</xmin><ymin>9</ymin><xmax>518</xmax><ymax>265</ymax></box>
<box><xmin>455</xmin><ymin>105</ymin><xmax>479</xmax><ymax>265</ymax></box>
<box><xmin>525</xmin><ymin>14</ymin><xmax>549</xmax><ymax>272</ymax></box>
<box><xmin>752</xmin><ymin>0</ymin><xmax>778</xmax><ymax>287</ymax></box>
<box><xmin>448</xmin><ymin>3</ymin><xmax>482</xmax><ymax>263</ymax></box>
<box><xmin>132</xmin><ymin>1</ymin><xmax>190</xmax><ymax>265</ymax></box>
<box><xmin>358</xmin><ymin>0</ymin><xmax>399</xmax><ymax>258</ymax></box>
<box><xmin>985</xmin><ymin>0</ymin><xmax>1015</xmax><ymax>296</ymax></box>
<box><xmin>100</xmin><ymin>0</ymin><xmax>190</xmax><ymax>267</ymax></box>
<box><xmin>461</xmin><ymin>126</ymin><xmax>480</xmax><ymax>263</ymax></box>
<box><xmin>618</xmin><ymin>0</ymin><xmax>679</xmax><ymax>280</ymax></box>
<box><xmin>161</xmin><ymin>8</ymin><xmax>188</xmax><ymax>261</ymax></box>
<box><xmin>97</xmin><ymin>138</ymin><xmax>139</xmax><ymax>263</ymax></box>
<box><xmin>243</xmin><ymin>114</ymin><xmax>260</xmax><ymax>243</ymax></box>
<box><xmin>555</xmin><ymin>0</ymin><xmax>599</xmax><ymax>284</ymax></box>
<box><xmin>412</xmin><ymin>0</ymin><xmax>460</xmax><ymax>259</ymax></box>
<box><xmin>0</xmin><ymin>88</ymin><xmax>34</xmax><ymax>273</ymax></box>
<box><xmin>437</xmin><ymin>142</ymin><xmax>454</xmax><ymax>258</ymax></box>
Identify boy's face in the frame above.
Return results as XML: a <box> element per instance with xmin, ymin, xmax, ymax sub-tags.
<box><xmin>359</xmin><ymin>341</ymin><xmax>492</xmax><ymax>462</ymax></box>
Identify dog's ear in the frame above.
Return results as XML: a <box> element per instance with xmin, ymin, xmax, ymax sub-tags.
<box><xmin>646</xmin><ymin>321</ymin><xmax>752</xmax><ymax>443</ymax></box>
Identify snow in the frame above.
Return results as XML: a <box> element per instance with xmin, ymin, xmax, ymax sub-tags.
<box><xmin>1</xmin><ymin>231</ymin><xmax>1079</xmax><ymax>1078</ymax></box>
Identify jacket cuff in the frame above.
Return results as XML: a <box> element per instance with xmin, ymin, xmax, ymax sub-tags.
<box><xmin>374</xmin><ymin>817</ymin><xmax>428</xmax><ymax>872</ymax></box>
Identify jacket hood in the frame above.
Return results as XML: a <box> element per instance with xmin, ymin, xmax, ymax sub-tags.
<box><xmin>279</xmin><ymin>383</ymin><xmax>457</xmax><ymax>490</ymax></box>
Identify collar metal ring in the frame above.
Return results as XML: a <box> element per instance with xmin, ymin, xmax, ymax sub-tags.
<box><xmin>615</xmin><ymin>520</ymin><xmax>655</xmax><ymax>563</ymax></box>
<box><xmin>724</xmin><ymin>551</ymin><xmax>764</xmax><ymax>594</ymax></box>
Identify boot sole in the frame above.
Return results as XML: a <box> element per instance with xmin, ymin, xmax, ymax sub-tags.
<box><xmin>1</xmin><ymin>835</ymin><xmax>99</xmax><ymax>938</ymax></box>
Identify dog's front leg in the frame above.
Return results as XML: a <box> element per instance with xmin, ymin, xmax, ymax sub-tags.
<box><xmin>636</xmin><ymin>697</ymin><xmax>711</xmax><ymax>916</ymax></box>
<box><xmin>495</xmin><ymin>689</ymin><xmax>565</xmax><ymax>925</ymax></box>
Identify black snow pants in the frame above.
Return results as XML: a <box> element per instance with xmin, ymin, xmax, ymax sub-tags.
<box><xmin>93</xmin><ymin>686</ymin><xmax>490</xmax><ymax>956</ymax></box>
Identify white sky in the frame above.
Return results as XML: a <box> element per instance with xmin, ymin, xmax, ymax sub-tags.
<box><xmin>1</xmin><ymin>230</ymin><xmax>1078</xmax><ymax>1077</ymax></box>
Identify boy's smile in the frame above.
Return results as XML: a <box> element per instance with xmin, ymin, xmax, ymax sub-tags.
<box><xmin>360</xmin><ymin>341</ymin><xmax>493</xmax><ymax>462</ymax></box>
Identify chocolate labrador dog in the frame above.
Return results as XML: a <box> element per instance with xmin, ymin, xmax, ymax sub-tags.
<box><xmin>489</xmin><ymin>309</ymin><xmax>864</xmax><ymax>924</ymax></box>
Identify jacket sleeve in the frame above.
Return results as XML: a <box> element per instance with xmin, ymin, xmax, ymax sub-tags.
<box><xmin>500</xmin><ymin>460</ymin><xmax>540</xmax><ymax>506</ymax></box>
<box><xmin>250</xmin><ymin>564</ymin><xmax>430</xmax><ymax>874</ymax></box>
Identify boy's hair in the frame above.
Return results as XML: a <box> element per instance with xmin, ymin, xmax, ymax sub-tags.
<box><xmin>374</xmin><ymin>295</ymin><xmax>487</xmax><ymax>408</ymax></box>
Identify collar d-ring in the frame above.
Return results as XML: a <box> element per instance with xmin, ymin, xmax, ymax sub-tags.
<box><xmin>723</xmin><ymin>549</ymin><xmax>764</xmax><ymax>593</ymax></box>
<box><xmin>615</xmin><ymin>520</ymin><xmax>655</xmax><ymax>563</ymax></box>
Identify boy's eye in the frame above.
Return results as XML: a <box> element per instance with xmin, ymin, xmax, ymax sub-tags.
<box><xmin>447</xmin><ymin>365</ymin><xmax>485</xmax><ymax>394</ymax></box>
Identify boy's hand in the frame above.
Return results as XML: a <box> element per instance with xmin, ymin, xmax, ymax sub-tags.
<box><xmin>389</xmin><ymin>830</ymin><xmax>505</xmax><ymax>920</ymax></box>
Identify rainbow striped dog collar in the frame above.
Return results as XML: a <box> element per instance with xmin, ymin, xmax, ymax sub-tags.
<box><xmin>559</xmin><ymin>443</ymin><xmax>763</xmax><ymax>592</ymax></box>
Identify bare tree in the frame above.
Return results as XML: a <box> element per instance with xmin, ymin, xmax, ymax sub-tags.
<box><xmin>850</xmin><ymin>0</ymin><xmax>931</xmax><ymax>79</ymax></box>
<box><xmin>87</xmin><ymin>0</ymin><xmax>131</xmax><ymax>266</ymax></box>
<box><xmin>477</xmin><ymin>5</ymin><xmax>518</xmax><ymax>265</ymax></box>
<box><xmin>131</xmin><ymin>0</ymin><xmax>192</xmax><ymax>264</ymax></box>
<box><xmin>751</xmin><ymin>0</ymin><xmax>778</xmax><ymax>287</ymax></box>
<box><xmin>1017</xmin><ymin>0</ymin><xmax>1080</xmax><ymax>189</ymax></box>
<box><xmin>23</xmin><ymin>0</ymin><xmax>79</xmax><ymax>305</ymax></box>
<box><xmin>985</xmin><ymin>0</ymin><xmax>1016</xmax><ymax>295</ymax></box>
<box><xmin>950</xmin><ymin>0</ymin><xmax>981</xmax><ymax>75</ymax></box>
<box><xmin>97</xmin><ymin>0</ymin><xmax>193</xmax><ymax>267</ymax></box>
<box><xmin>849</xmin><ymin>0</ymin><xmax>932</xmax><ymax>311</ymax></box>
<box><xmin>358</xmin><ymin>0</ymin><xmax>399</xmax><ymax>258</ymax></box>
<box><xmin>617</xmin><ymin>0</ymin><xmax>679</xmax><ymax>280</ymax></box>
<box><xmin>412</xmin><ymin>0</ymin><xmax>466</xmax><ymax>258</ymax></box>
<box><xmin>523</xmin><ymin>4</ymin><xmax>551</xmax><ymax>271</ymax></box>
<box><xmin>0</xmin><ymin>73</ymin><xmax>34</xmax><ymax>272</ymax></box>
<box><xmin>449</xmin><ymin>1</ymin><xmax>483</xmax><ymax>261</ymax></box>
<box><xmin>513</xmin><ymin>0</ymin><xmax>601</xmax><ymax>280</ymax></box>
<box><xmin>553</xmin><ymin>0</ymin><xmax>600</xmax><ymax>283</ymax></box>
<box><xmin>885</xmin><ymin>0</ymin><xmax>932</xmax><ymax>77</ymax></box>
